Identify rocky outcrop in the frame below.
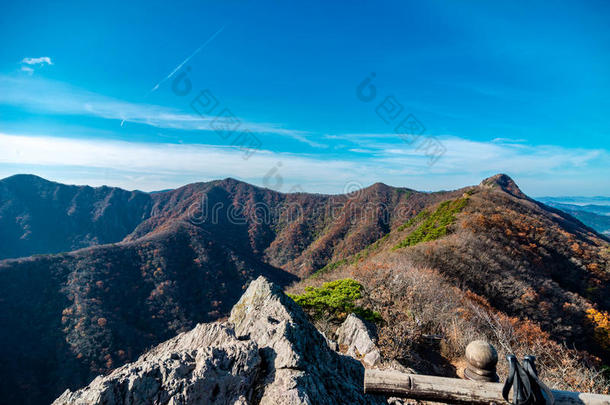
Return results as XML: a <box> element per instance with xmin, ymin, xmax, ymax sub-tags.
<box><xmin>479</xmin><ymin>173</ymin><xmax>527</xmax><ymax>199</ymax></box>
<box><xmin>53</xmin><ymin>277</ymin><xmax>385</xmax><ymax>405</ymax></box>
<box><xmin>54</xmin><ymin>323</ymin><xmax>260</xmax><ymax>405</ymax></box>
<box><xmin>336</xmin><ymin>314</ymin><xmax>382</xmax><ymax>367</ymax></box>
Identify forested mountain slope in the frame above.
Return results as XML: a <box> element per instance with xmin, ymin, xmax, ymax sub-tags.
<box><xmin>0</xmin><ymin>173</ymin><xmax>608</xmax><ymax>404</ymax></box>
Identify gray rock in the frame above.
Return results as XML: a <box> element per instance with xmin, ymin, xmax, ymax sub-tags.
<box><xmin>336</xmin><ymin>313</ymin><xmax>382</xmax><ymax>367</ymax></box>
<box><xmin>53</xmin><ymin>277</ymin><xmax>386</xmax><ymax>405</ymax></box>
<box><xmin>229</xmin><ymin>276</ymin><xmax>383</xmax><ymax>404</ymax></box>
<box><xmin>363</xmin><ymin>350</ymin><xmax>381</xmax><ymax>367</ymax></box>
<box><xmin>53</xmin><ymin>322</ymin><xmax>261</xmax><ymax>405</ymax></box>
<box><xmin>320</xmin><ymin>331</ymin><xmax>339</xmax><ymax>351</ymax></box>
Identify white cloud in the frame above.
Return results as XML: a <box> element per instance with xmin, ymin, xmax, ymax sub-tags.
<box><xmin>0</xmin><ymin>132</ymin><xmax>608</xmax><ymax>196</ymax></box>
<box><xmin>21</xmin><ymin>57</ymin><xmax>53</xmax><ymax>66</ymax></box>
<box><xmin>0</xmin><ymin>75</ymin><xmax>323</xmax><ymax>147</ymax></box>
<box><xmin>0</xmin><ymin>133</ymin><xmax>353</xmax><ymax>192</ymax></box>
<box><xmin>0</xmin><ymin>77</ymin><xmax>607</xmax><ymax>195</ymax></box>
<box><xmin>19</xmin><ymin>57</ymin><xmax>53</xmax><ymax>75</ymax></box>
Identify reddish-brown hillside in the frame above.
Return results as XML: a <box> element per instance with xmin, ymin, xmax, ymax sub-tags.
<box><xmin>0</xmin><ymin>173</ymin><xmax>608</xmax><ymax>404</ymax></box>
<box><xmin>291</xmin><ymin>174</ymin><xmax>610</xmax><ymax>376</ymax></box>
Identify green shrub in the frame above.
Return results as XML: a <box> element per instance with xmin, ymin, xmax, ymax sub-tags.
<box><xmin>289</xmin><ymin>279</ymin><xmax>382</xmax><ymax>323</ymax></box>
<box><xmin>396</xmin><ymin>209</ymin><xmax>430</xmax><ymax>232</ymax></box>
<box><xmin>394</xmin><ymin>197</ymin><xmax>468</xmax><ymax>249</ymax></box>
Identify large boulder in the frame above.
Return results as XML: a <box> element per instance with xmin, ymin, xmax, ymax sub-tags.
<box><xmin>53</xmin><ymin>277</ymin><xmax>385</xmax><ymax>405</ymax></box>
<box><xmin>336</xmin><ymin>313</ymin><xmax>382</xmax><ymax>367</ymax></box>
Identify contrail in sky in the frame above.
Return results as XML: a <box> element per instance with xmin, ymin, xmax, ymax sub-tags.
<box><xmin>120</xmin><ymin>26</ymin><xmax>225</xmax><ymax>127</ymax></box>
<box><xmin>145</xmin><ymin>25</ymin><xmax>225</xmax><ymax>97</ymax></box>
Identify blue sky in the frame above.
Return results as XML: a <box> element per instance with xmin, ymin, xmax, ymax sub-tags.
<box><xmin>0</xmin><ymin>0</ymin><xmax>608</xmax><ymax>195</ymax></box>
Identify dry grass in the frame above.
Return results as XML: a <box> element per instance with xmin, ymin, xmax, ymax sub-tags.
<box><xmin>291</xmin><ymin>253</ymin><xmax>610</xmax><ymax>394</ymax></box>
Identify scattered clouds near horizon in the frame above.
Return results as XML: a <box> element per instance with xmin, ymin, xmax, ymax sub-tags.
<box><xmin>0</xmin><ymin>133</ymin><xmax>607</xmax><ymax>196</ymax></box>
<box><xmin>0</xmin><ymin>75</ymin><xmax>607</xmax><ymax>195</ymax></box>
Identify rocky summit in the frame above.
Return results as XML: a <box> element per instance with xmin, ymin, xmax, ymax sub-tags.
<box><xmin>53</xmin><ymin>277</ymin><xmax>387</xmax><ymax>405</ymax></box>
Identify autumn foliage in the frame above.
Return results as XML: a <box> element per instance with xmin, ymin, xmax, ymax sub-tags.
<box><xmin>586</xmin><ymin>308</ymin><xmax>610</xmax><ymax>352</ymax></box>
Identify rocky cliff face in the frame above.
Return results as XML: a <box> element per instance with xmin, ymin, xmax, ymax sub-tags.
<box><xmin>53</xmin><ymin>277</ymin><xmax>387</xmax><ymax>405</ymax></box>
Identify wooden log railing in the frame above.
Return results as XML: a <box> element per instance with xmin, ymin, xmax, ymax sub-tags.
<box><xmin>364</xmin><ymin>369</ymin><xmax>610</xmax><ymax>405</ymax></box>
<box><xmin>364</xmin><ymin>341</ymin><xmax>610</xmax><ymax>404</ymax></box>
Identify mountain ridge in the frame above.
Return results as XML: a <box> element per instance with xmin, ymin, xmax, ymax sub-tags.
<box><xmin>0</xmin><ymin>173</ymin><xmax>608</xmax><ymax>404</ymax></box>
<box><xmin>3</xmin><ymin>173</ymin><xmax>605</xmax><ymax>262</ymax></box>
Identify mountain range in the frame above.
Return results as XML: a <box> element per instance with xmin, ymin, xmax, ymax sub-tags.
<box><xmin>0</xmin><ymin>173</ymin><xmax>608</xmax><ymax>404</ymax></box>
<box><xmin>537</xmin><ymin>197</ymin><xmax>610</xmax><ymax>236</ymax></box>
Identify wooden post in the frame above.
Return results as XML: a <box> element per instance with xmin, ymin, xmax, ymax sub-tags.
<box><xmin>364</xmin><ymin>369</ymin><xmax>610</xmax><ymax>404</ymax></box>
<box><xmin>463</xmin><ymin>340</ymin><xmax>499</xmax><ymax>382</ymax></box>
